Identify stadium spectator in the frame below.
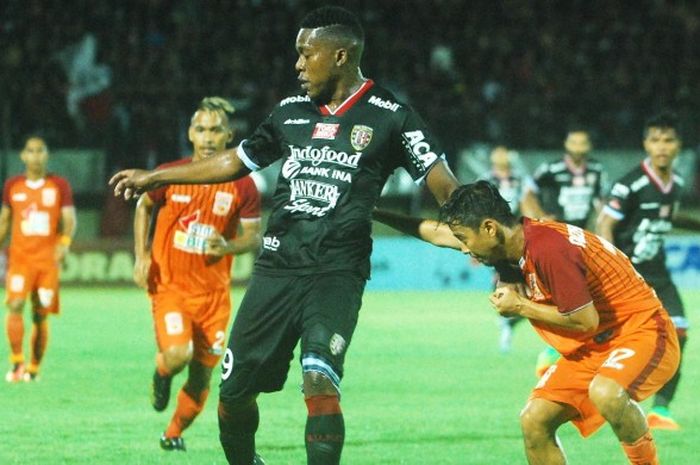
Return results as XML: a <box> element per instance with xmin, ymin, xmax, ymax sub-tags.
<box><xmin>0</xmin><ymin>135</ymin><xmax>76</xmax><ymax>382</ymax></box>
<box><xmin>375</xmin><ymin>181</ymin><xmax>680</xmax><ymax>465</ymax></box>
<box><xmin>597</xmin><ymin>111</ymin><xmax>700</xmax><ymax>431</ymax></box>
<box><xmin>132</xmin><ymin>97</ymin><xmax>262</xmax><ymax>451</ymax></box>
<box><xmin>111</xmin><ymin>6</ymin><xmax>459</xmax><ymax>464</ymax></box>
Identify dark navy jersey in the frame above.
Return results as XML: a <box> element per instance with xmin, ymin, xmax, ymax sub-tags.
<box><xmin>479</xmin><ymin>171</ymin><xmax>535</xmax><ymax>216</ymax></box>
<box><xmin>237</xmin><ymin>80</ymin><xmax>445</xmax><ymax>277</ymax></box>
<box><xmin>603</xmin><ymin>158</ymin><xmax>684</xmax><ymax>272</ymax></box>
<box><xmin>532</xmin><ymin>156</ymin><xmax>607</xmax><ymax>228</ymax></box>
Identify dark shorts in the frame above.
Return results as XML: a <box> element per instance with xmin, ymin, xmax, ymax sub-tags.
<box><xmin>640</xmin><ymin>268</ymin><xmax>688</xmax><ymax>330</ymax></box>
<box><xmin>219</xmin><ymin>270</ymin><xmax>366</xmax><ymax>402</ymax></box>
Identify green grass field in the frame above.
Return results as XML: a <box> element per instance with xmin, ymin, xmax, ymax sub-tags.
<box><xmin>1</xmin><ymin>288</ymin><xmax>697</xmax><ymax>464</ymax></box>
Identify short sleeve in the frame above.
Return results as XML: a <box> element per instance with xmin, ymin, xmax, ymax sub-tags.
<box><xmin>531</xmin><ymin>228</ymin><xmax>592</xmax><ymax>314</ymax></box>
<box><xmin>54</xmin><ymin>176</ymin><xmax>74</xmax><ymax>207</ymax></box>
<box><xmin>148</xmin><ymin>186</ymin><xmax>167</xmax><ymax>205</ymax></box>
<box><xmin>603</xmin><ymin>179</ymin><xmax>635</xmax><ymax>221</ymax></box>
<box><xmin>238</xmin><ymin>112</ymin><xmax>282</xmax><ymax>171</ymax></box>
<box><xmin>235</xmin><ymin>176</ymin><xmax>262</xmax><ymax>220</ymax></box>
<box><xmin>397</xmin><ymin>108</ymin><xmax>446</xmax><ymax>184</ymax></box>
<box><xmin>2</xmin><ymin>179</ymin><xmax>12</xmax><ymax>206</ymax></box>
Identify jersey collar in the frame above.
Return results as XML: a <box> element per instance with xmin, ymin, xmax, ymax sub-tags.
<box><xmin>641</xmin><ymin>158</ymin><xmax>674</xmax><ymax>194</ymax></box>
<box><xmin>24</xmin><ymin>177</ymin><xmax>46</xmax><ymax>189</ymax></box>
<box><xmin>318</xmin><ymin>80</ymin><xmax>374</xmax><ymax>117</ymax></box>
<box><xmin>563</xmin><ymin>154</ymin><xmax>586</xmax><ymax>175</ymax></box>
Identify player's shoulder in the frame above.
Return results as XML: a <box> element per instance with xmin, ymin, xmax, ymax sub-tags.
<box><xmin>4</xmin><ymin>174</ymin><xmax>26</xmax><ymax>189</ymax></box>
<box><xmin>46</xmin><ymin>173</ymin><xmax>71</xmax><ymax>185</ymax></box>
<box><xmin>524</xmin><ymin>219</ymin><xmax>574</xmax><ymax>256</ymax></box>
<box><xmin>233</xmin><ymin>174</ymin><xmax>259</xmax><ymax>193</ymax></box>
<box><xmin>362</xmin><ymin>83</ymin><xmax>409</xmax><ymax>113</ymax></box>
<box><xmin>613</xmin><ymin>164</ymin><xmax>647</xmax><ymax>193</ymax></box>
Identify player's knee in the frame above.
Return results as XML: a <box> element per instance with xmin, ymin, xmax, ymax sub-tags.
<box><xmin>32</xmin><ymin>310</ymin><xmax>47</xmax><ymax>324</ymax></box>
<box><xmin>162</xmin><ymin>345</ymin><xmax>192</xmax><ymax>373</ymax></box>
<box><xmin>303</xmin><ymin>370</ymin><xmax>337</xmax><ymax>397</ymax></box>
<box><xmin>519</xmin><ymin>402</ymin><xmax>556</xmax><ymax>444</ymax></box>
<box><xmin>6</xmin><ymin>299</ymin><xmax>24</xmax><ymax>314</ymax></box>
<box><xmin>588</xmin><ymin>376</ymin><xmax>625</xmax><ymax>415</ymax></box>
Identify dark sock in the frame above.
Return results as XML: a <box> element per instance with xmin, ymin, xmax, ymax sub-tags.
<box><xmin>305</xmin><ymin>395</ymin><xmax>344</xmax><ymax>465</ymax></box>
<box><xmin>653</xmin><ymin>332</ymin><xmax>686</xmax><ymax>408</ymax></box>
<box><xmin>218</xmin><ymin>399</ymin><xmax>259</xmax><ymax>465</ymax></box>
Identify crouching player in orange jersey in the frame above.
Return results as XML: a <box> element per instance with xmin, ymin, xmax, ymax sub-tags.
<box><xmin>375</xmin><ymin>181</ymin><xmax>680</xmax><ymax>465</ymax></box>
<box><xmin>0</xmin><ymin>135</ymin><xmax>76</xmax><ymax>383</ymax></box>
<box><xmin>133</xmin><ymin>97</ymin><xmax>261</xmax><ymax>451</ymax></box>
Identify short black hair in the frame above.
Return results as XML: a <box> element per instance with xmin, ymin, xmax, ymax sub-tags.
<box><xmin>21</xmin><ymin>133</ymin><xmax>48</xmax><ymax>148</ymax></box>
<box><xmin>300</xmin><ymin>6</ymin><xmax>364</xmax><ymax>43</ymax></box>
<box><xmin>439</xmin><ymin>181</ymin><xmax>518</xmax><ymax>230</ymax></box>
<box><xmin>644</xmin><ymin>111</ymin><xmax>681</xmax><ymax>139</ymax></box>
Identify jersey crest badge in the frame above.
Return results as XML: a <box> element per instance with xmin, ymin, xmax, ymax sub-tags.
<box><xmin>312</xmin><ymin>123</ymin><xmax>340</xmax><ymax>140</ymax></box>
<box><xmin>350</xmin><ymin>125</ymin><xmax>373</xmax><ymax>151</ymax></box>
<box><xmin>42</xmin><ymin>188</ymin><xmax>57</xmax><ymax>206</ymax></box>
<box><xmin>213</xmin><ymin>191</ymin><xmax>234</xmax><ymax>216</ymax></box>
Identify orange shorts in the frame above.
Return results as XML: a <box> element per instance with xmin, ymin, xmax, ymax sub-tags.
<box><xmin>151</xmin><ymin>287</ymin><xmax>232</xmax><ymax>368</ymax></box>
<box><xmin>5</xmin><ymin>262</ymin><xmax>60</xmax><ymax>314</ymax></box>
<box><xmin>531</xmin><ymin>311</ymin><xmax>680</xmax><ymax>437</ymax></box>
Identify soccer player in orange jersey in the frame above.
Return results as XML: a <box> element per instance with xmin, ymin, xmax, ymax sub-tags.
<box><xmin>133</xmin><ymin>97</ymin><xmax>262</xmax><ymax>452</ymax></box>
<box><xmin>375</xmin><ymin>181</ymin><xmax>680</xmax><ymax>465</ymax></box>
<box><xmin>0</xmin><ymin>135</ymin><xmax>76</xmax><ymax>382</ymax></box>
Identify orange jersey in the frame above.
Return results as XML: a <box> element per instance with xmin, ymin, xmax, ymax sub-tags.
<box><xmin>2</xmin><ymin>174</ymin><xmax>73</xmax><ymax>265</ymax></box>
<box><xmin>520</xmin><ymin>218</ymin><xmax>663</xmax><ymax>355</ymax></box>
<box><xmin>147</xmin><ymin>158</ymin><xmax>261</xmax><ymax>295</ymax></box>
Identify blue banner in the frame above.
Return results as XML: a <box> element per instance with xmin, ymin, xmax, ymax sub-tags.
<box><xmin>368</xmin><ymin>236</ymin><xmax>700</xmax><ymax>291</ymax></box>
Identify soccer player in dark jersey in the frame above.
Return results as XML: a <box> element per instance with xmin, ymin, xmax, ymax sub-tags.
<box><xmin>110</xmin><ymin>6</ymin><xmax>459</xmax><ymax>465</ymax></box>
<box><xmin>597</xmin><ymin>112</ymin><xmax>700</xmax><ymax>431</ymax></box>
<box><xmin>375</xmin><ymin>181</ymin><xmax>679</xmax><ymax>465</ymax></box>
<box><xmin>522</xmin><ymin>127</ymin><xmax>608</xmax><ymax>229</ymax></box>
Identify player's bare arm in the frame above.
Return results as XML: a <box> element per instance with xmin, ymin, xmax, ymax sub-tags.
<box><xmin>372</xmin><ymin>209</ymin><xmax>462</xmax><ymax>250</ymax></box>
<box><xmin>205</xmin><ymin>219</ymin><xmax>262</xmax><ymax>257</ymax></box>
<box><xmin>424</xmin><ymin>160</ymin><xmax>459</xmax><ymax>205</ymax></box>
<box><xmin>520</xmin><ymin>189</ymin><xmax>550</xmax><ymax>219</ymax></box>
<box><xmin>133</xmin><ymin>194</ymin><xmax>154</xmax><ymax>289</ymax></box>
<box><xmin>489</xmin><ymin>287</ymin><xmax>599</xmax><ymax>332</ymax></box>
<box><xmin>55</xmin><ymin>206</ymin><xmax>77</xmax><ymax>263</ymax></box>
<box><xmin>0</xmin><ymin>205</ymin><xmax>11</xmax><ymax>245</ymax></box>
<box><xmin>110</xmin><ymin>148</ymin><xmax>251</xmax><ymax>200</ymax></box>
<box><xmin>595</xmin><ymin>210</ymin><xmax>619</xmax><ymax>243</ymax></box>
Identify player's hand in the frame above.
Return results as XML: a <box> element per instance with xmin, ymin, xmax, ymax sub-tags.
<box><xmin>489</xmin><ymin>285</ymin><xmax>524</xmax><ymax>317</ymax></box>
<box><xmin>109</xmin><ymin>169</ymin><xmax>154</xmax><ymax>200</ymax></box>
<box><xmin>204</xmin><ymin>232</ymin><xmax>230</xmax><ymax>257</ymax></box>
<box><xmin>54</xmin><ymin>244</ymin><xmax>69</xmax><ymax>264</ymax></box>
<box><xmin>133</xmin><ymin>255</ymin><xmax>151</xmax><ymax>289</ymax></box>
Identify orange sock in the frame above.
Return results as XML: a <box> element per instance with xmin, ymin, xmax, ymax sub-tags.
<box><xmin>164</xmin><ymin>387</ymin><xmax>209</xmax><ymax>438</ymax></box>
<box><xmin>30</xmin><ymin>320</ymin><xmax>49</xmax><ymax>369</ymax></box>
<box><xmin>622</xmin><ymin>431</ymin><xmax>659</xmax><ymax>465</ymax></box>
<box><xmin>6</xmin><ymin>313</ymin><xmax>24</xmax><ymax>362</ymax></box>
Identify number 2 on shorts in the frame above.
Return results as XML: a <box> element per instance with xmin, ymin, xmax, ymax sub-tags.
<box><xmin>602</xmin><ymin>348</ymin><xmax>636</xmax><ymax>370</ymax></box>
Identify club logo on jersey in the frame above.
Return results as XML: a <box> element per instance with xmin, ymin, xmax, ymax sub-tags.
<box><xmin>350</xmin><ymin>125</ymin><xmax>373</xmax><ymax>151</ymax></box>
<box><xmin>402</xmin><ymin>130</ymin><xmax>438</xmax><ymax>169</ymax></box>
<box><xmin>42</xmin><ymin>188</ymin><xmax>57</xmax><ymax>206</ymax></box>
<box><xmin>312</xmin><ymin>123</ymin><xmax>340</xmax><ymax>140</ymax></box>
<box><xmin>368</xmin><ymin>95</ymin><xmax>400</xmax><ymax>112</ymax></box>
<box><xmin>213</xmin><ymin>191</ymin><xmax>234</xmax><ymax>216</ymax></box>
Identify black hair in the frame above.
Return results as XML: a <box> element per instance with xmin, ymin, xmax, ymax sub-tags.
<box><xmin>566</xmin><ymin>124</ymin><xmax>590</xmax><ymax>136</ymax></box>
<box><xmin>644</xmin><ymin>111</ymin><xmax>681</xmax><ymax>139</ymax></box>
<box><xmin>300</xmin><ymin>6</ymin><xmax>364</xmax><ymax>43</ymax></box>
<box><xmin>21</xmin><ymin>133</ymin><xmax>48</xmax><ymax>148</ymax></box>
<box><xmin>439</xmin><ymin>181</ymin><xmax>518</xmax><ymax>230</ymax></box>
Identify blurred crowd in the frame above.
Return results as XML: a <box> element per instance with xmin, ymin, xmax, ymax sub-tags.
<box><xmin>1</xmin><ymin>0</ymin><xmax>699</xmax><ymax>173</ymax></box>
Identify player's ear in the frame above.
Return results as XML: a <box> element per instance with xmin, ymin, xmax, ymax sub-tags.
<box><xmin>188</xmin><ymin>125</ymin><xmax>195</xmax><ymax>144</ymax></box>
<box><xmin>335</xmin><ymin>48</ymin><xmax>348</xmax><ymax>67</ymax></box>
<box><xmin>482</xmin><ymin>219</ymin><xmax>498</xmax><ymax>237</ymax></box>
<box><xmin>227</xmin><ymin>128</ymin><xmax>235</xmax><ymax>144</ymax></box>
